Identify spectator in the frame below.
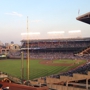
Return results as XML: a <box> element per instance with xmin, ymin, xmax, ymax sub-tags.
<box><xmin>0</xmin><ymin>84</ymin><xmax>3</xmax><ymax>90</ymax></box>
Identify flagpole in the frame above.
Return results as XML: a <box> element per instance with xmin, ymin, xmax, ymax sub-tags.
<box><xmin>78</xmin><ymin>9</ymin><xmax>80</xmax><ymax>16</ymax></box>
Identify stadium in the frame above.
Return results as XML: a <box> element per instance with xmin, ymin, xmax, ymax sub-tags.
<box><xmin>0</xmin><ymin>12</ymin><xmax>90</xmax><ymax>90</ymax></box>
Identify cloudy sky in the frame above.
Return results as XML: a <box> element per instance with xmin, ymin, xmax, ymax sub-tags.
<box><xmin>0</xmin><ymin>0</ymin><xmax>90</xmax><ymax>44</ymax></box>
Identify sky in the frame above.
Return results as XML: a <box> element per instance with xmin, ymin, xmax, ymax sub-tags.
<box><xmin>0</xmin><ymin>0</ymin><xmax>90</xmax><ymax>45</ymax></box>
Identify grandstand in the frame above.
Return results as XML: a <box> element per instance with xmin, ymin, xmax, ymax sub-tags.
<box><xmin>20</xmin><ymin>37</ymin><xmax>90</xmax><ymax>60</ymax></box>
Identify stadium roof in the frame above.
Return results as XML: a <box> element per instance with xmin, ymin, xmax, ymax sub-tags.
<box><xmin>21</xmin><ymin>37</ymin><xmax>90</xmax><ymax>43</ymax></box>
<box><xmin>76</xmin><ymin>12</ymin><xmax>90</xmax><ymax>24</ymax></box>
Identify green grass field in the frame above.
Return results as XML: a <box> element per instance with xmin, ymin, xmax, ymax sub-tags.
<box><xmin>0</xmin><ymin>59</ymin><xmax>86</xmax><ymax>80</ymax></box>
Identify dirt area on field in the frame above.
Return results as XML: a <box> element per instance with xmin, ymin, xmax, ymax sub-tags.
<box><xmin>40</xmin><ymin>60</ymin><xmax>82</xmax><ymax>66</ymax></box>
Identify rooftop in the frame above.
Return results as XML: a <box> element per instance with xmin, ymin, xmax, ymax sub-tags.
<box><xmin>76</xmin><ymin>12</ymin><xmax>90</xmax><ymax>24</ymax></box>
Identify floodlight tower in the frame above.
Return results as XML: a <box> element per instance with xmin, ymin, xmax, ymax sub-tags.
<box><xmin>68</xmin><ymin>30</ymin><xmax>82</xmax><ymax>38</ymax></box>
<box><xmin>47</xmin><ymin>31</ymin><xmax>65</xmax><ymax>39</ymax></box>
<box><xmin>21</xmin><ymin>33</ymin><xmax>27</xmax><ymax>40</ymax></box>
<box><xmin>30</xmin><ymin>32</ymin><xmax>40</xmax><ymax>40</ymax></box>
